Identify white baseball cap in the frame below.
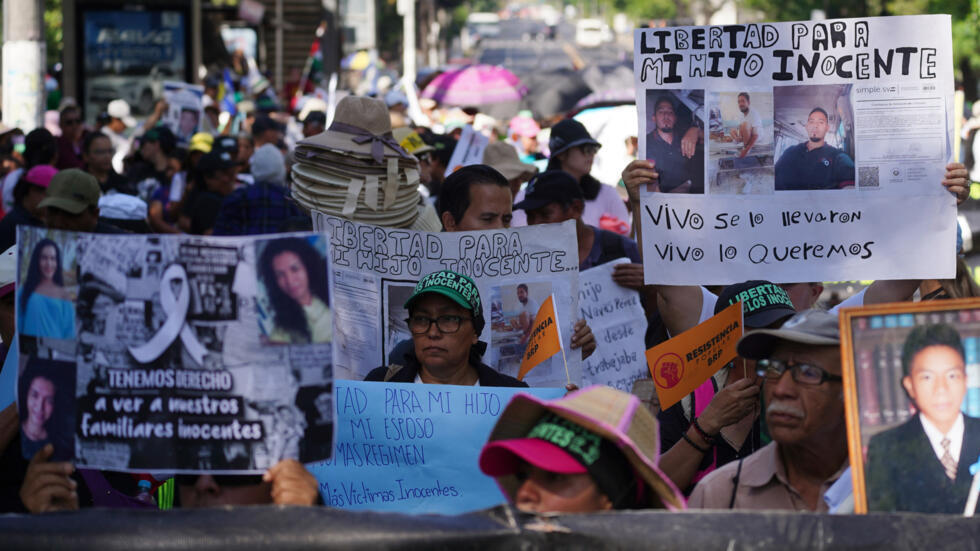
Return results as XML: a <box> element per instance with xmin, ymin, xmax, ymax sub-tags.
<box><xmin>107</xmin><ymin>99</ymin><xmax>136</xmax><ymax>128</ymax></box>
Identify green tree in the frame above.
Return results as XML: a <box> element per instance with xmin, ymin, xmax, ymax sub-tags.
<box><xmin>741</xmin><ymin>0</ymin><xmax>980</xmax><ymax>95</ymax></box>
<box><xmin>45</xmin><ymin>0</ymin><xmax>63</xmax><ymax>69</ymax></box>
<box><xmin>0</xmin><ymin>0</ymin><xmax>62</xmax><ymax>68</ymax></box>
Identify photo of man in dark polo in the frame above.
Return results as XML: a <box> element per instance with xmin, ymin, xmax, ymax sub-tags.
<box><xmin>644</xmin><ymin>92</ymin><xmax>704</xmax><ymax>194</ymax></box>
<box><xmin>774</xmin><ymin>106</ymin><xmax>855</xmax><ymax>191</ymax></box>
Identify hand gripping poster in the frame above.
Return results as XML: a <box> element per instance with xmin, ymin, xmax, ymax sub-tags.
<box><xmin>312</xmin><ymin>212</ymin><xmax>582</xmax><ymax>388</ymax></box>
<box><xmin>15</xmin><ymin>228</ymin><xmax>333</xmax><ymax>473</ymax></box>
<box><xmin>634</xmin><ymin>15</ymin><xmax>957</xmax><ymax>285</ymax></box>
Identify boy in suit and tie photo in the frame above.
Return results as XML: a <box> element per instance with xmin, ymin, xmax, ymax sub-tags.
<box><xmin>866</xmin><ymin>323</ymin><xmax>980</xmax><ymax>514</ymax></box>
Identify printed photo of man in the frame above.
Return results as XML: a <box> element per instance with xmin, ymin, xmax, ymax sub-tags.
<box><xmin>865</xmin><ymin>323</ymin><xmax>980</xmax><ymax>514</ymax></box>
<box><xmin>516</xmin><ymin>283</ymin><xmax>539</xmax><ymax>344</ymax></box>
<box><xmin>774</xmin><ymin>106</ymin><xmax>855</xmax><ymax>190</ymax></box>
<box><xmin>730</xmin><ymin>92</ymin><xmax>770</xmax><ymax>158</ymax></box>
<box><xmin>644</xmin><ymin>91</ymin><xmax>705</xmax><ymax>194</ymax></box>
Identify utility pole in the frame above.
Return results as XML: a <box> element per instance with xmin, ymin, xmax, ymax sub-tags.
<box><xmin>321</xmin><ymin>0</ymin><xmax>341</xmax><ymax>80</ymax></box>
<box><xmin>2</xmin><ymin>0</ymin><xmax>45</xmax><ymax>132</ymax></box>
<box><xmin>397</xmin><ymin>0</ymin><xmax>416</xmax><ymax>85</ymax></box>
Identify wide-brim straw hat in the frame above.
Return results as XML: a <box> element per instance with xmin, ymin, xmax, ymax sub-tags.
<box><xmin>298</xmin><ymin>95</ymin><xmax>412</xmax><ymax>163</ymax></box>
<box><xmin>482</xmin><ymin>385</ymin><xmax>686</xmax><ymax>510</ymax></box>
<box><xmin>483</xmin><ymin>141</ymin><xmax>537</xmax><ymax>182</ymax></box>
<box><xmin>292</xmin><ymin>95</ymin><xmax>424</xmax><ymax>228</ymax></box>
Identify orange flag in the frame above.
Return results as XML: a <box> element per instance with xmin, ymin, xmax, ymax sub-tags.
<box><xmin>646</xmin><ymin>300</ymin><xmax>743</xmax><ymax>410</ymax></box>
<box><xmin>518</xmin><ymin>295</ymin><xmax>562</xmax><ymax>380</ymax></box>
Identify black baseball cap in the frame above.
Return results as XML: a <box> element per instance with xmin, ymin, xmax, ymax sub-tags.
<box><xmin>303</xmin><ymin>111</ymin><xmax>327</xmax><ymax>126</ymax></box>
<box><xmin>513</xmin><ymin>170</ymin><xmax>583</xmax><ymax>212</ymax></box>
<box><xmin>715</xmin><ymin>281</ymin><xmax>796</xmax><ymax>329</ymax></box>
<box><xmin>214</xmin><ymin>136</ymin><xmax>240</xmax><ymax>157</ymax></box>
<box><xmin>143</xmin><ymin>126</ymin><xmax>176</xmax><ymax>155</ymax></box>
<box><xmin>252</xmin><ymin>114</ymin><xmax>285</xmax><ymax>136</ymax></box>
<box><xmin>548</xmin><ymin>119</ymin><xmax>600</xmax><ymax>158</ymax></box>
<box><xmin>197</xmin><ymin>150</ymin><xmax>237</xmax><ymax>173</ymax></box>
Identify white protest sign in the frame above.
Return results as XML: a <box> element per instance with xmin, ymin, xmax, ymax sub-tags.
<box><xmin>312</xmin><ymin>213</ymin><xmax>581</xmax><ymax>387</ymax></box>
<box><xmin>15</xmin><ymin>227</ymin><xmax>334</xmax><ymax>473</ymax></box>
<box><xmin>444</xmin><ymin>124</ymin><xmax>490</xmax><ymax>177</ymax></box>
<box><xmin>309</xmin><ymin>381</ymin><xmax>564</xmax><ymax>514</ymax></box>
<box><xmin>579</xmin><ymin>259</ymin><xmax>650</xmax><ymax>391</ymax></box>
<box><xmin>634</xmin><ymin>15</ymin><xmax>957</xmax><ymax>285</ymax></box>
<box><xmin>163</xmin><ymin>81</ymin><xmax>205</xmax><ymax>147</ymax></box>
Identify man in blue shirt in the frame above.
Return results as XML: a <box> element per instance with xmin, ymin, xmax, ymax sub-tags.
<box><xmin>212</xmin><ymin>144</ymin><xmax>301</xmax><ymax>236</ymax></box>
<box><xmin>774</xmin><ymin>107</ymin><xmax>855</xmax><ymax>191</ymax></box>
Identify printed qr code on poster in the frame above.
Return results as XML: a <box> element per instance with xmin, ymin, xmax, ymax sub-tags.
<box><xmin>859</xmin><ymin>166</ymin><xmax>879</xmax><ymax>188</ymax></box>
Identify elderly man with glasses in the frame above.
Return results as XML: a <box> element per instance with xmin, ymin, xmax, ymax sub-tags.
<box><xmin>365</xmin><ymin>270</ymin><xmax>528</xmax><ymax>387</ymax></box>
<box><xmin>688</xmin><ymin>309</ymin><xmax>848</xmax><ymax>511</ymax></box>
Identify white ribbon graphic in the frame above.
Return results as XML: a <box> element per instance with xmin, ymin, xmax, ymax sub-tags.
<box><xmin>128</xmin><ymin>264</ymin><xmax>208</xmax><ymax>365</ymax></box>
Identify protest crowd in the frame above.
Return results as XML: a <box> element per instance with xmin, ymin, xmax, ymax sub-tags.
<box><xmin>2</xmin><ymin>7</ymin><xmax>980</xmax><ymax>547</ymax></box>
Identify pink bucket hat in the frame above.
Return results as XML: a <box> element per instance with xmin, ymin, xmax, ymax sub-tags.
<box><xmin>479</xmin><ymin>385</ymin><xmax>685</xmax><ymax>510</ymax></box>
<box><xmin>508</xmin><ymin>115</ymin><xmax>540</xmax><ymax>138</ymax></box>
<box><xmin>24</xmin><ymin>165</ymin><xmax>58</xmax><ymax>188</ymax></box>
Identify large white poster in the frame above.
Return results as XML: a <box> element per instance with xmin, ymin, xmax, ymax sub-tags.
<box><xmin>634</xmin><ymin>15</ymin><xmax>956</xmax><ymax>285</ymax></box>
<box><xmin>15</xmin><ymin>228</ymin><xmax>333</xmax><ymax>473</ymax></box>
<box><xmin>579</xmin><ymin>259</ymin><xmax>649</xmax><ymax>392</ymax></box>
<box><xmin>313</xmin><ymin>213</ymin><xmax>582</xmax><ymax>387</ymax></box>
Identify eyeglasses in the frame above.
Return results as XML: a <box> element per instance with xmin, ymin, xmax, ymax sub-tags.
<box><xmin>756</xmin><ymin>358</ymin><xmax>842</xmax><ymax>386</ymax></box>
<box><xmin>578</xmin><ymin>144</ymin><xmax>600</xmax><ymax>156</ymax></box>
<box><xmin>406</xmin><ymin>314</ymin><xmax>471</xmax><ymax>334</ymax></box>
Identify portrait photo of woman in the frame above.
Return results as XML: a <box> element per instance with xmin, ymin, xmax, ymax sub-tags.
<box><xmin>19</xmin><ymin>357</ymin><xmax>75</xmax><ymax>461</ymax></box>
<box><xmin>257</xmin><ymin>236</ymin><xmax>330</xmax><ymax>344</ymax></box>
<box><xmin>18</xmin><ymin>237</ymin><xmax>75</xmax><ymax>339</ymax></box>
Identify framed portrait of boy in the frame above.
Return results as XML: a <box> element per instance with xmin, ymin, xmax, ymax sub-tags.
<box><xmin>841</xmin><ymin>298</ymin><xmax>980</xmax><ymax>514</ymax></box>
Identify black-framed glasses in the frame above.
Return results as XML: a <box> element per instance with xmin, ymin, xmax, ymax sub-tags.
<box><xmin>578</xmin><ymin>144</ymin><xmax>600</xmax><ymax>156</ymax></box>
<box><xmin>756</xmin><ymin>358</ymin><xmax>842</xmax><ymax>386</ymax></box>
<box><xmin>406</xmin><ymin>315</ymin><xmax>471</xmax><ymax>334</ymax></box>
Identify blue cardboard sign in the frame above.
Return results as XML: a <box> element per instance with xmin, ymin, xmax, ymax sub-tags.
<box><xmin>308</xmin><ymin>381</ymin><xmax>564</xmax><ymax>514</ymax></box>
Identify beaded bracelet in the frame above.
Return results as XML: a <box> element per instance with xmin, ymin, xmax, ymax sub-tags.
<box><xmin>681</xmin><ymin>432</ymin><xmax>709</xmax><ymax>454</ymax></box>
<box><xmin>692</xmin><ymin>417</ymin><xmax>718</xmax><ymax>444</ymax></box>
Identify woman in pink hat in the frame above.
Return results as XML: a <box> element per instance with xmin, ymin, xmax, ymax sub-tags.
<box><xmin>0</xmin><ymin>165</ymin><xmax>57</xmax><ymax>252</ymax></box>
<box><xmin>479</xmin><ymin>385</ymin><xmax>685</xmax><ymax>513</ymax></box>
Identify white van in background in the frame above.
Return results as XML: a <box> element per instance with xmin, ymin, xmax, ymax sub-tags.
<box><xmin>575</xmin><ymin>19</ymin><xmax>610</xmax><ymax>48</ymax></box>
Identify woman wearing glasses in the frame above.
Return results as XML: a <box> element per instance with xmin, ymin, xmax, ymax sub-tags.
<box><xmin>365</xmin><ymin>270</ymin><xmax>527</xmax><ymax>387</ymax></box>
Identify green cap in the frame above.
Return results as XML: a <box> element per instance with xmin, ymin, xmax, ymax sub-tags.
<box><xmin>38</xmin><ymin>169</ymin><xmax>101</xmax><ymax>214</ymax></box>
<box><xmin>405</xmin><ymin>270</ymin><xmax>484</xmax><ymax>331</ymax></box>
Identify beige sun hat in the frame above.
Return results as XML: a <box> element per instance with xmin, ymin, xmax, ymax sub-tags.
<box><xmin>291</xmin><ymin>95</ymin><xmax>424</xmax><ymax>228</ymax></box>
<box><xmin>479</xmin><ymin>385</ymin><xmax>686</xmax><ymax>511</ymax></box>
<box><xmin>482</xmin><ymin>141</ymin><xmax>538</xmax><ymax>182</ymax></box>
<box><xmin>298</xmin><ymin>95</ymin><xmax>411</xmax><ymax>162</ymax></box>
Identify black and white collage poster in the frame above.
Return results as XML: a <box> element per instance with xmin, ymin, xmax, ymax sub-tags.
<box><xmin>15</xmin><ymin>227</ymin><xmax>333</xmax><ymax>473</ymax></box>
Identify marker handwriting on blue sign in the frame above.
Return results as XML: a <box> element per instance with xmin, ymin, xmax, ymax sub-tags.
<box><xmin>309</xmin><ymin>381</ymin><xmax>564</xmax><ymax>514</ymax></box>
